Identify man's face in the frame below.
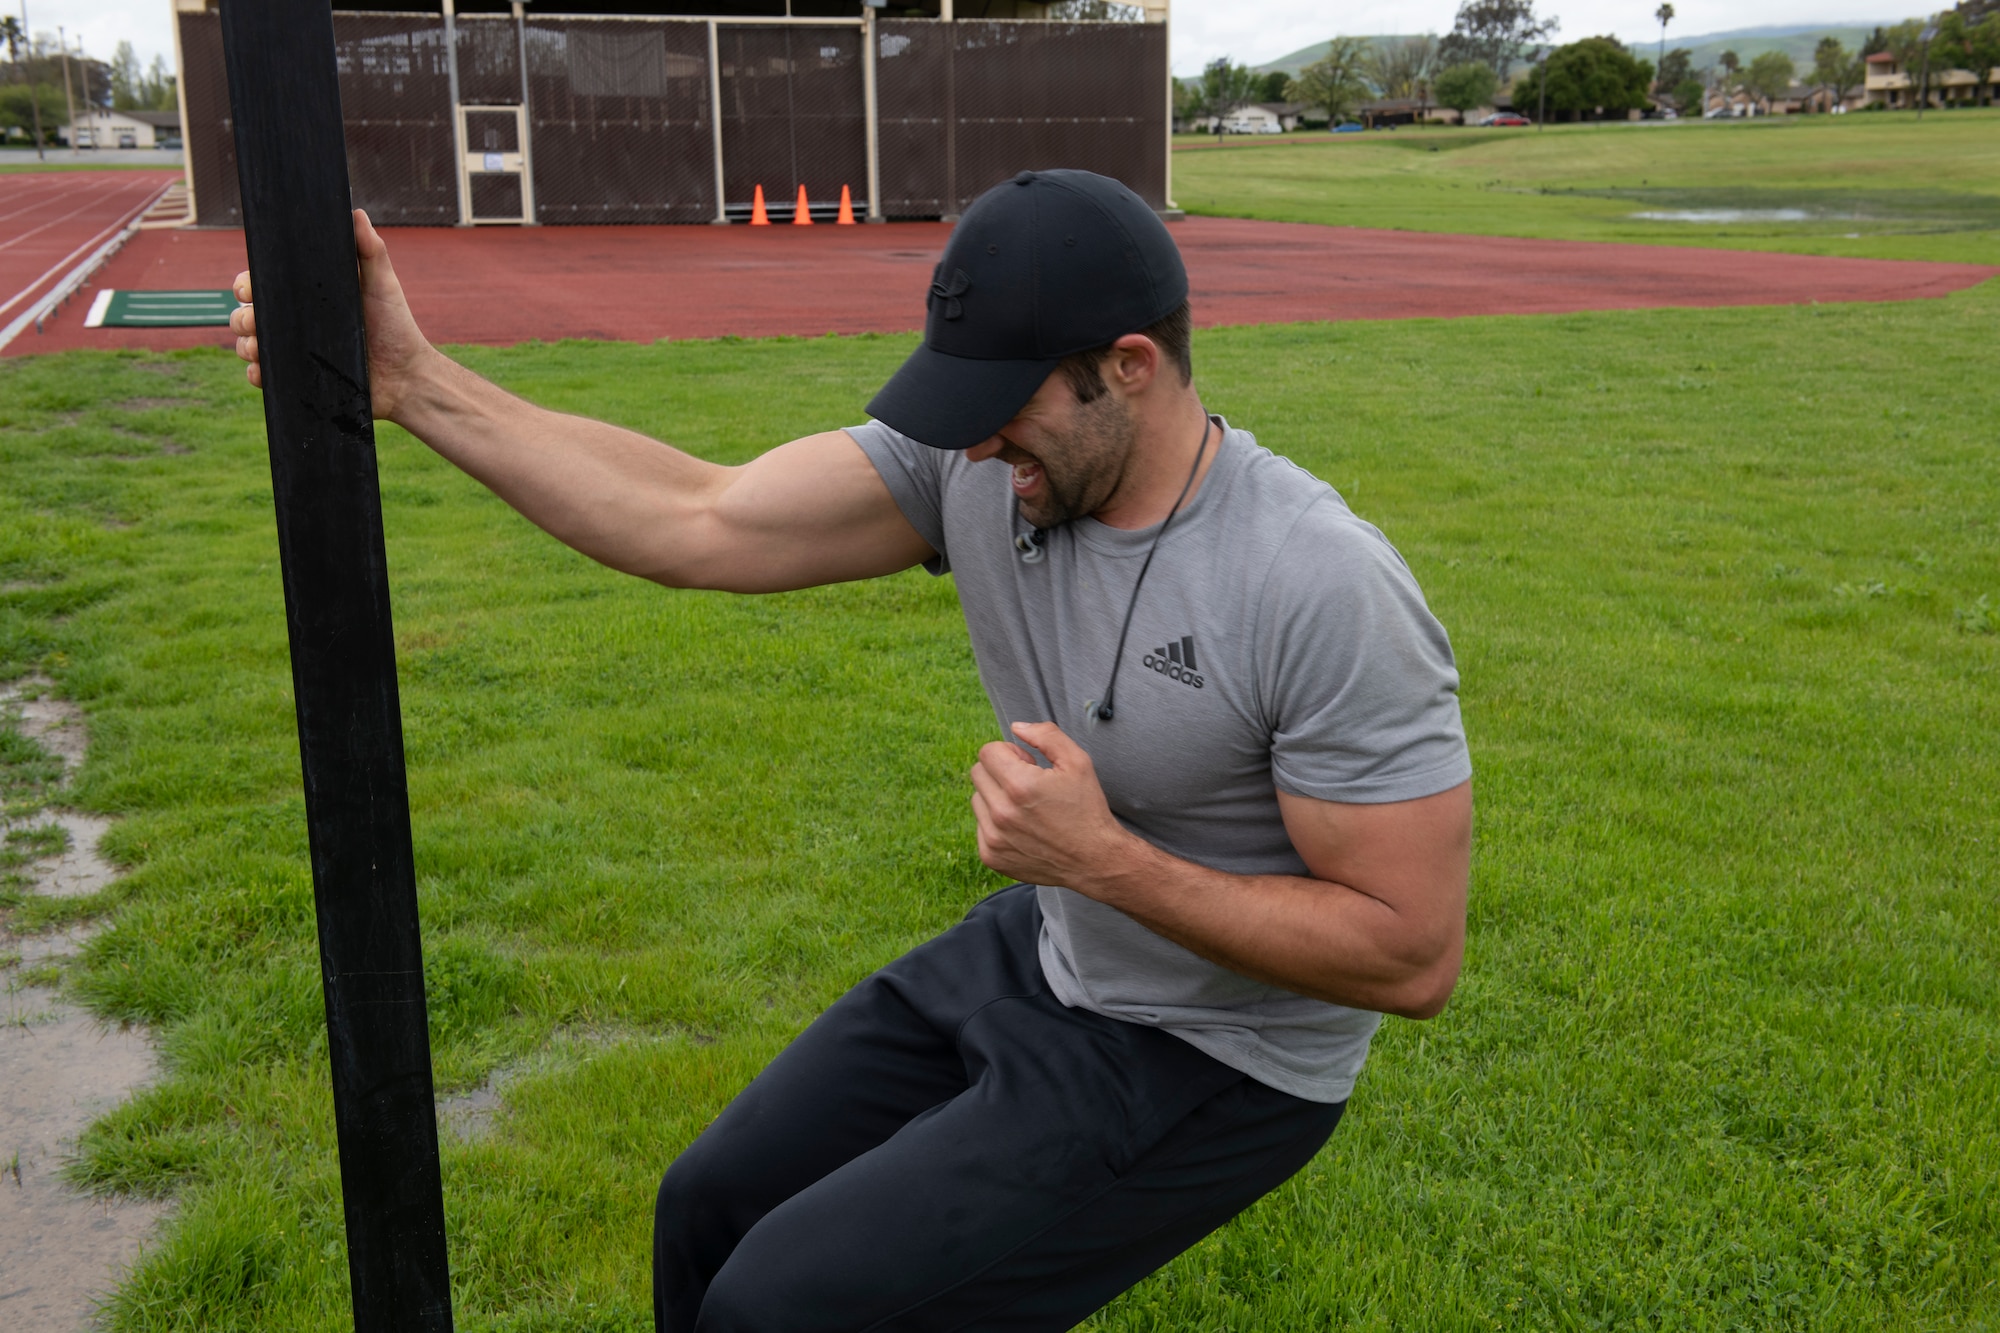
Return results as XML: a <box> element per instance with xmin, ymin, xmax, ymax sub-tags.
<box><xmin>966</xmin><ymin>366</ymin><xmax>1135</xmax><ymax>530</ymax></box>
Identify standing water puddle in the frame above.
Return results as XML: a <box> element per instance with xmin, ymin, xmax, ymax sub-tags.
<box><xmin>1</xmin><ymin>679</ymin><xmax>166</xmax><ymax>1332</ymax></box>
<box><xmin>1632</xmin><ymin>208</ymin><xmax>1823</xmax><ymax>223</ymax></box>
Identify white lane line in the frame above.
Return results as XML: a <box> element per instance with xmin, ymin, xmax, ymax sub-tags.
<box><xmin>0</xmin><ymin>209</ymin><xmax>143</xmax><ymax>320</ymax></box>
<box><xmin>0</xmin><ymin>174</ymin><xmax>164</xmax><ymax>256</ymax></box>
<box><xmin>0</xmin><ymin>171</ymin><xmax>129</xmax><ymax>228</ymax></box>
<box><xmin>83</xmin><ymin>290</ymin><xmax>113</xmax><ymax>328</ymax></box>
<box><xmin>0</xmin><ymin>183</ymin><xmax>171</xmax><ymax>352</ymax></box>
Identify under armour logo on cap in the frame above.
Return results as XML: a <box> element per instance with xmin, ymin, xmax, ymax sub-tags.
<box><xmin>929</xmin><ymin>268</ymin><xmax>971</xmax><ymax>320</ymax></box>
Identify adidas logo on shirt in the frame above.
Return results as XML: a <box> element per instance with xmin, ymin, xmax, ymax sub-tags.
<box><xmin>1142</xmin><ymin>636</ymin><xmax>1205</xmax><ymax>689</ymax></box>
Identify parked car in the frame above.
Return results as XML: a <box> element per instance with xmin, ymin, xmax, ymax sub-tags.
<box><xmin>1331</xmin><ymin>122</ymin><xmax>1365</xmax><ymax>133</ymax></box>
<box><xmin>1485</xmin><ymin>114</ymin><xmax>1531</xmax><ymax>127</ymax></box>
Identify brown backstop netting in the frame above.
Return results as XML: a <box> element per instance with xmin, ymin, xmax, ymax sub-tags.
<box><xmin>454</xmin><ymin>14</ymin><xmax>522</xmax><ymax>106</ymax></box>
<box><xmin>335</xmin><ymin>15</ymin><xmax>458</xmax><ymax>226</ymax></box>
<box><xmin>527</xmin><ymin>19</ymin><xmax>716</xmax><ymax>224</ymax></box>
<box><xmin>716</xmin><ymin>26</ymin><xmax>868</xmax><ymax>221</ymax></box>
<box><xmin>876</xmin><ymin>19</ymin><xmax>1165</xmax><ymax>217</ymax></box>
<box><xmin>177</xmin><ymin>12</ymin><xmax>1163</xmax><ymax>229</ymax></box>
<box><xmin>181</xmin><ymin>10</ymin><xmax>456</xmax><ymax>227</ymax></box>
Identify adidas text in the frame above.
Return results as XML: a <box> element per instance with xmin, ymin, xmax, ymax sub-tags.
<box><xmin>1143</xmin><ymin>636</ymin><xmax>1205</xmax><ymax>690</ymax></box>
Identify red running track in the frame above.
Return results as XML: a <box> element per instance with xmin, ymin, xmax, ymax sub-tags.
<box><xmin>8</xmin><ymin>190</ymin><xmax>1994</xmax><ymax>357</ymax></box>
<box><xmin>0</xmin><ymin>170</ymin><xmax>177</xmax><ymax>337</ymax></box>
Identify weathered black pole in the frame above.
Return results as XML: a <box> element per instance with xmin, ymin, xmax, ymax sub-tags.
<box><xmin>218</xmin><ymin>3</ymin><xmax>454</xmax><ymax>1330</ymax></box>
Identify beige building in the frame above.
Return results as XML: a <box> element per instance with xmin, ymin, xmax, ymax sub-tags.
<box><xmin>1864</xmin><ymin>49</ymin><xmax>2000</xmax><ymax>108</ymax></box>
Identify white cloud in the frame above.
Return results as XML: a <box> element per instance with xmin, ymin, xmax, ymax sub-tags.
<box><xmin>19</xmin><ymin>0</ymin><xmax>176</xmax><ymax>71</ymax></box>
<box><xmin>1167</xmin><ymin>0</ymin><xmax>1910</xmax><ymax>75</ymax></box>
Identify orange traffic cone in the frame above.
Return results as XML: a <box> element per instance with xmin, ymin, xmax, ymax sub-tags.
<box><xmin>836</xmin><ymin>184</ymin><xmax>856</xmax><ymax>225</ymax></box>
<box><xmin>792</xmin><ymin>184</ymin><xmax>814</xmax><ymax>226</ymax></box>
<box><xmin>750</xmin><ymin>185</ymin><xmax>770</xmax><ymax>226</ymax></box>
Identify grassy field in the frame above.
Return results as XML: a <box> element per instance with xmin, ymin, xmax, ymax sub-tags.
<box><xmin>3</xmin><ymin>276</ymin><xmax>1996</xmax><ymax>1329</ymax></box>
<box><xmin>1171</xmin><ymin>112</ymin><xmax>2000</xmax><ymax>265</ymax></box>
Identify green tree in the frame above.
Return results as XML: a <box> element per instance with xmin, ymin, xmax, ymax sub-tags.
<box><xmin>1257</xmin><ymin>70</ymin><xmax>1292</xmax><ymax>102</ymax></box>
<box><xmin>1512</xmin><ymin>35</ymin><xmax>1654</xmax><ymax>120</ymax></box>
<box><xmin>2</xmin><ymin>15</ymin><xmax>25</xmax><ymax>63</ymax></box>
<box><xmin>1191</xmin><ymin>57</ymin><xmax>1259</xmax><ymax>137</ymax></box>
<box><xmin>1436</xmin><ymin>0</ymin><xmax>1558</xmax><ymax>82</ymax></box>
<box><xmin>1433</xmin><ymin>60</ymin><xmax>1499</xmax><ymax>118</ymax></box>
<box><xmin>109</xmin><ymin>39</ymin><xmax>141</xmax><ymax>110</ymax></box>
<box><xmin>141</xmin><ymin>54</ymin><xmax>178</xmax><ymax>112</ymax></box>
<box><xmin>1812</xmin><ymin>37</ymin><xmax>1862</xmax><ymax>110</ymax></box>
<box><xmin>1653</xmin><ymin>3</ymin><xmax>1674</xmax><ymax>81</ymax></box>
<box><xmin>1672</xmin><ymin>76</ymin><xmax>1705</xmax><ymax>112</ymax></box>
<box><xmin>1744</xmin><ymin>49</ymin><xmax>1796</xmax><ymax>109</ymax></box>
<box><xmin>1655</xmin><ymin>46</ymin><xmax>1692</xmax><ymax>92</ymax></box>
<box><xmin>0</xmin><ymin>83</ymin><xmax>67</xmax><ymax>143</ymax></box>
<box><xmin>1294</xmin><ymin>37</ymin><xmax>1372</xmax><ymax>124</ymax></box>
<box><xmin>1367</xmin><ymin>34</ymin><xmax>1438</xmax><ymax>101</ymax></box>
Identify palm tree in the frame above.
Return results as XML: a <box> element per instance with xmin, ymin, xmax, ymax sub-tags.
<box><xmin>1655</xmin><ymin>4</ymin><xmax>1675</xmax><ymax>88</ymax></box>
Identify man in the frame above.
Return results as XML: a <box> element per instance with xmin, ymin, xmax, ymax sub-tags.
<box><xmin>231</xmin><ymin>169</ymin><xmax>1471</xmax><ymax>1331</ymax></box>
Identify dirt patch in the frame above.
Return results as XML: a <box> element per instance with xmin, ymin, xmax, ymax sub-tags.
<box><xmin>1</xmin><ymin>677</ymin><xmax>165</xmax><ymax>1332</ymax></box>
<box><xmin>112</xmin><ymin>399</ymin><xmax>193</xmax><ymax>412</ymax></box>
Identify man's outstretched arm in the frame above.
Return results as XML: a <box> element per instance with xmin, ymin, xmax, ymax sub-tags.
<box><xmin>229</xmin><ymin>210</ymin><xmax>934</xmax><ymax>593</ymax></box>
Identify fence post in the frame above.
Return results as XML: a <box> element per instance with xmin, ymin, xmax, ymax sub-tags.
<box><xmin>513</xmin><ymin>0</ymin><xmax>538</xmax><ymax>223</ymax></box>
<box><xmin>709</xmin><ymin>20</ymin><xmax>728</xmax><ymax>224</ymax></box>
<box><xmin>862</xmin><ymin>8</ymin><xmax>883</xmax><ymax>222</ymax></box>
<box><xmin>444</xmin><ymin>0</ymin><xmax>471</xmax><ymax>226</ymax></box>
<box><xmin>216</xmin><ymin>0</ymin><xmax>455</xmax><ymax>1328</ymax></box>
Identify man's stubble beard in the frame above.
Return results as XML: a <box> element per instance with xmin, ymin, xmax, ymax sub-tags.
<box><xmin>1015</xmin><ymin>390</ymin><xmax>1137</xmax><ymax>531</ymax></box>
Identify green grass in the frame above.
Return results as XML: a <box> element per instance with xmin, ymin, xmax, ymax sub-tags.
<box><xmin>2</xmin><ymin>284</ymin><xmax>1997</xmax><ymax>1330</ymax></box>
<box><xmin>1171</xmin><ymin>112</ymin><xmax>2000</xmax><ymax>265</ymax></box>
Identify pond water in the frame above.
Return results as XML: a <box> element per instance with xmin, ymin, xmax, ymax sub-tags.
<box><xmin>1631</xmin><ymin>208</ymin><xmax>1828</xmax><ymax>223</ymax></box>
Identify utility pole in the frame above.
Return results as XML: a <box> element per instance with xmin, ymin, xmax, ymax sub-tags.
<box><xmin>1537</xmin><ymin>46</ymin><xmax>1548</xmax><ymax>130</ymax></box>
<box><xmin>55</xmin><ymin>21</ymin><xmax>72</xmax><ymax>154</ymax></box>
<box><xmin>73</xmin><ymin>31</ymin><xmax>91</xmax><ymax>151</ymax></box>
<box><xmin>22</xmin><ymin>0</ymin><xmax>44</xmax><ymax>160</ymax></box>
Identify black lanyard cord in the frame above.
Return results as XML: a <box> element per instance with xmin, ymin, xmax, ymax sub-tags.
<box><xmin>1088</xmin><ymin>415</ymin><xmax>1215</xmax><ymax>725</ymax></box>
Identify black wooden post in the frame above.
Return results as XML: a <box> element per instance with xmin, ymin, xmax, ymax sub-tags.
<box><xmin>219</xmin><ymin>3</ymin><xmax>454</xmax><ymax>1330</ymax></box>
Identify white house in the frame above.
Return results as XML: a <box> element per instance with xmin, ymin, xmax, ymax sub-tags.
<box><xmin>1188</xmin><ymin>101</ymin><xmax>1305</xmax><ymax>134</ymax></box>
<box><xmin>58</xmin><ymin>108</ymin><xmax>181</xmax><ymax>150</ymax></box>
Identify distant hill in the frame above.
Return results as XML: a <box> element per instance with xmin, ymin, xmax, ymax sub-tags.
<box><xmin>1251</xmin><ymin>23</ymin><xmax>1903</xmax><ymax>82</ymax></box>
<box><xmin>1621</xmin><ymin>23</ymin><xmax>1896</xmax><ymax>74</ymax></box>
<box><xmin>1252</xmin><ymin>38</ymin><xmax>1417</xmax><ymax>77</ymax></box>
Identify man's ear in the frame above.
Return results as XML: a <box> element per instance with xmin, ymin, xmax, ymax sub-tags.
<box><xmin>1105</xmin><ymin>334</ymin><xmax>1161</xmax><ymax>394</ymax></box>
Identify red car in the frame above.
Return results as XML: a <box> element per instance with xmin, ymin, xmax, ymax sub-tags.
<box><xmin>1484</xmin><ymin>114</ymin><xmax>1532</xmax><ymax>127</ymax></box>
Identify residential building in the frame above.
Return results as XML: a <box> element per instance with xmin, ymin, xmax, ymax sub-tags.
<box><xmin>58</xmin><ymin>107</ymin><xmax>182</xmax><ymax>149</ymax></box>
<box><xmin>1864</xmin><ymin>49</ymin><xmax>1999</xmax><ymax>108</ymax></box>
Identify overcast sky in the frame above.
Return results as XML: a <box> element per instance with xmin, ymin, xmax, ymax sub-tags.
<box><xmin>23</xmin><ymin>0</ymin><xmax>1909</xmax><ymax>85</ymax></box>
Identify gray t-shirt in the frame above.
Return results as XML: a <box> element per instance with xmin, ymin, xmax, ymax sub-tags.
<box><xmin>849</xmin><ymin>418</ymin><xmax>1470</xmax><ymax>1102</ymax></box>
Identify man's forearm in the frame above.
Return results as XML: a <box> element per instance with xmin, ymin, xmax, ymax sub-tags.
<box><xmin>390</xmin><ymin>348</ymin><xmax>731</xmax><ymax>585</ymax></box>
<box><xmin>1077</xmin><ymin>836</ymin><xmax>1462</xmax><ymax>1019</ymax></box>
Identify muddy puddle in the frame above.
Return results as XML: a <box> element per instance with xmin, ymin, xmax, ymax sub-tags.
<box><xmin>1</xmin><ymin>678</ymin><xmax>166</xmax><ymax>1332</ymax></box>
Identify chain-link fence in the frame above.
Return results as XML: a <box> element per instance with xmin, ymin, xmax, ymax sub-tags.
<box><xmin>178</xmin><ymin>10</ymin><xmax>1164</xmax><ymax>229</ymax></box>
<box><xmin>527</xmin><ymin>18</ymin><xmax>716</xmax><ymax>225</ymax></box>
<box><xmin>716</xmin><ymin>25</ymin><xmax>868</xmax><ymax>220</ymax></box>
<box><xmin>336</xmin><ymin>15</ymin><xmax>457</xmax><ymax>226</ymax></box>
<box><xmin>876</xmin><ymin>19</ymin><xmax>1166</xmax><ymax>217</ymax></box>
<box><xmin>181</xmin><ymin>10</ymin><xmax>456</xmax><ymax>226</ymax></box>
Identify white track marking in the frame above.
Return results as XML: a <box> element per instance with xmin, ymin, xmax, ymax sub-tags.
<box><xmin>83</xmin><ymin>289</ymin><xmax>113</xmax><ymax>327</ymax></box>
<box><xmin>0</xmin><ymin>173</ymin><xmax>163</xmax><ymax>255</ymax></box>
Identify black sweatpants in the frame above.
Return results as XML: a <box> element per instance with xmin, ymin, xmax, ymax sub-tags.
<box><xmin>652</xmin><ymin>884</ymin><xmax>1346</xmax><ymax>1332</ymax></box>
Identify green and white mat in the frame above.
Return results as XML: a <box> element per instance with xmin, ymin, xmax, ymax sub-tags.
<box><xmin>85</xmin><ymin>289</ymin><xmax>239</xmax><ymax>328</ymax></box>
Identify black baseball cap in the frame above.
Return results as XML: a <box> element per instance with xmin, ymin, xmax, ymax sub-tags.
<box><xmin>866</xmin><ymin>170</ymin><xmax>1188</xmax><ymax>451</ymax></box>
